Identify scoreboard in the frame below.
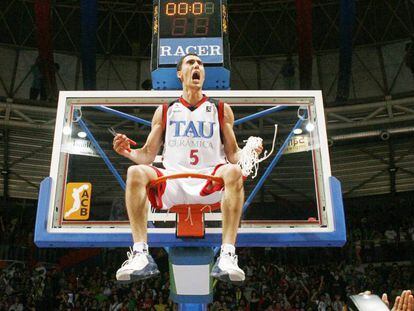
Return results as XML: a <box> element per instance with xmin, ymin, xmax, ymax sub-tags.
<box><xmin>151</xmin><ymin>0</ymin><xmax>230</xmax><ymax>90</ymax></box>
<box><xmin>160</xmin><ymin>1</ymin><xmax>221</xmax><ymax>38</ymax></box>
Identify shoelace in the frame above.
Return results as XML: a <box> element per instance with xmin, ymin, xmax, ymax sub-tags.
<box><xmin>120</xmin><ymin>248</ymin><xmax>134</xmax><ymax>267</ymax></box>
<box><xmin>120</xmin><ymin>248</ymin><xmax>147</xmax><ymax>267</ymax></box>
<box><xmin>222</xmin><ymin>252</ymin><xmax>238</xmax><ymax>264</ymax></box>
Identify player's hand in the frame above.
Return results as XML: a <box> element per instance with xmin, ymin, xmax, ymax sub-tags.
<box><xmin>390</xmin><ymin>290</ymin><xmax>414</xmax><ymax>311</ymax></box>
<box><xmin>113</xmin><ymin>133</ymin><xmax>135</xmax><ymax>156</ymax></box>
<box><xmin>255</xmin><ymin>142</ymin><xmax>263</xmax><ymax>156</ymax></box>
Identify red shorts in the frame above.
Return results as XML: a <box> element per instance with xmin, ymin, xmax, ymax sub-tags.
<box><xmin>146</xmin><ymin>164</ymin><xmax>225</xmax><ymax>210</ymax></box>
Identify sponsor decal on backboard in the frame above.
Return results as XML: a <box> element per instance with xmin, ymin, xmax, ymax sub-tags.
<box><xmin>64</xmin><ymin>183</ymin><xmax>92</xmax><ymax>220</ymax></box>
<box><xmin>284</xmin><ymin>135</ymin><xmax>312</xmax><ymax>154</ymax></box>
<box><xmin>61</xmin><ymin>138</ymin><xmax>99</xmax><ymax>157</ymax></box>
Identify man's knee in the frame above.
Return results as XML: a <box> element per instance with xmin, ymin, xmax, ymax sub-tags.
<box><xmin>127</xmin><ymin>165</ymin><xmax>153</xmax><ymax>186</ymax></box>
<box><xmin>221</xmin><ymin>164</ymin><xmax>243</xmax><ymax>188</ymax></box>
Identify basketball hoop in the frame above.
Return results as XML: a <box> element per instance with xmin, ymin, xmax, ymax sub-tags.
<box><xmin>147</xmin><ymin>173</ymin><xmax>224</xmax><ymax>238</ymax></box>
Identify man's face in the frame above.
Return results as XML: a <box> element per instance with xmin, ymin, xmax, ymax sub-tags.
<box><xmin>177</xmin><ymin>55</ymin><xmax>205</xmax><ymax>89</ymax></box>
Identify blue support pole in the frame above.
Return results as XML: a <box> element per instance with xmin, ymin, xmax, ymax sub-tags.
<box><xmin>95</xmin><ymin>106</ymin><xmax>152</xmax><ymax>127</ymax></box>
<box><xmin>178</xmin><ymin>304</ymin><xmax>208</xmax><ymax>311</ymax></box>
<box><xmin>242</xmin><ymin>117</ymin><xmax>304</xmax><ymax>213</ymax></box>
<box><xmin>234</xmin><ymin>105</ymin><xmax>288</xmax><ymax>126</ymax></box>
<box><xmin>77</xmin><ymin>114</ymin><xmax>165</xmax><ymax>237</ymax></box>
<box><xmin>215</xmin><ymin>116</ymin><xmax>305</xmax><ymax>255</ymax></box>
<box><xmin>77</xmin><ymin>118</ymin><xmax>126</xmax><ymax>190</ymax></box>
<box><xmin>97</xmin><ymin>103</ymin><xmax>284</xmax><ymax>128</ymax></box>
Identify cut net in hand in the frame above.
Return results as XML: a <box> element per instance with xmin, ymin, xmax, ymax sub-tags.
<box><xmin>238</xmin><ymin>124</ymin><xmax>278</xmax><ymax>178</ymax></box>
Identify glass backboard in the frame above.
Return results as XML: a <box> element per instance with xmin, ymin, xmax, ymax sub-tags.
<box><xmin>35</xmin><ymin>90</ymin><xmax>345</xmax><ymax>248</ymax></box>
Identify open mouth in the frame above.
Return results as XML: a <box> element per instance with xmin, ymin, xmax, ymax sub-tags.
<box><xmin>192</xmin><ymin>72</ymin><xmax>200</xmax><ymax>81</ymax></box>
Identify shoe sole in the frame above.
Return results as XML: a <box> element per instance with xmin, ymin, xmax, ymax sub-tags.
<box><xmin>211</xmin><ymin>271</ymin><xmax>244</xmax><ymax>286</ymax></box>
<box><xmin>117</xmin><ymin>269</ymin><xmax>160</xmax><ymax>285</ymax></box>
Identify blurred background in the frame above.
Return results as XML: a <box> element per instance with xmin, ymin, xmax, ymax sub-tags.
<box><xmin>0</xmin><ymin>0</ymin><xmax>413</xmax><ymax>310</ymax></box>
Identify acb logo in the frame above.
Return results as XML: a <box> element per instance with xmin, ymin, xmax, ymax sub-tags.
<box><xmin>63</xmin><ymin>183</ymin><xmax>92</xmax><ymax>220</ymax></box>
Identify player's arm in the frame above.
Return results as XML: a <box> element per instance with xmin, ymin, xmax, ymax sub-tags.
<box><xmin>113</xmin><ymin>106</ymin><xmax>164</xmax><ymax>164</ymax></box>
<box><xmin>222</xmin><ymin>103</ymin><xmax>264</xmax><ymax>164</ymax></box>
<box><xmin>221</xmin><ymin>103</ymin><xmax>241</xmax><ymax>164</ymax></box>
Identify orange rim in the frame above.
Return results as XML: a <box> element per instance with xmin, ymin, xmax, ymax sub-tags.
<box><xmin>147</xmin><ymin>173</ymin><xmax>223</xmax><ymax>189</ymax></box>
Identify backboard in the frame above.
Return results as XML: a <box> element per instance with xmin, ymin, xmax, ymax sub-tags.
<box><xmin>35</xmin><ymin>90</ymin><xmax>345</xmax><ymax>248</ymax></box>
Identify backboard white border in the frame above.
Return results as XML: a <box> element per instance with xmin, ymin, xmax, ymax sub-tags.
<box><xmin>48</xmin><ymin>90</ymin><xmax>334</xmax><ymax>236</ymax></box>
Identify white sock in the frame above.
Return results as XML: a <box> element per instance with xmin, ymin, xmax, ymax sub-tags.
<box><xmin>221</xmin><ymin>243</ymin><xmax>235</xmax><ymax>256</ymax></box>
<box><xmin>133</xmin><ymin>242</ymin><xmax>148</xmax><ymax>253</ymax></box>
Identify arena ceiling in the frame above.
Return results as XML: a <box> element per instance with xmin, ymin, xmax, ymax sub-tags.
<box><xmin>1</xmin><ymin>96</ymin><xmax>414</xmax><ymax>202</ymax></box>
<box><xmin>0</xmin><ymin>0</ymin><xmax>414</xmax><ymax>204</ymax></box>
<box><xmin>0</xmin><ymin>0</ymin><xmax>413</xmax><ymax>57</ymax></box>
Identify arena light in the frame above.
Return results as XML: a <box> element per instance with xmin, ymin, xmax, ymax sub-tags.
<box><xmin>62</xmin><ymin>125</ymin><xmax>72</xmax><ymax>135</ymax></box>
<box><xmin>305</xmin><ymin>122</ymin><xmax>315</xmax><ymax>132</ymax></box>
<box><xmin>77</xmin><ymin>131</ymin><xmax>87</xmax><ymax>138</ymax></box>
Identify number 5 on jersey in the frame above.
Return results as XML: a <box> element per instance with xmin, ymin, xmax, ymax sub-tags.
<box><xmin>190</xmin><ymin>149</ymin><xmax>199</xmax><ymax>165</ymax></box>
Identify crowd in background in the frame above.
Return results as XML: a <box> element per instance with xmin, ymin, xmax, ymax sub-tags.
<box><xmin>0</xmin><ymin>246</ymin><xmax>413</xmax><ymax>310</ymax></box>
<box><xmin>0</xmin><ymin>194</ymin><xmax>413</xmax><ymax>310</ymax></box>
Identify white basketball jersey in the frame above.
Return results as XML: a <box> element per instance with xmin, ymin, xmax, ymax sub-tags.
<box><xmin>162</xmin><ymin>96</ymin><xmax>226</xmax><ymax>172</ymax></box>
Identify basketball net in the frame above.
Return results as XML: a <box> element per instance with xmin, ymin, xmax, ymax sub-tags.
<box><xmin>237</xmin><ymin>124</ymin><xmax>278</xmax><ymax>178</ymax></box>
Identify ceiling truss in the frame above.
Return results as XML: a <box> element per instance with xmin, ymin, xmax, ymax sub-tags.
<box><xmin>1</xmin><ymin>0</ymin><xmax>414</xmax><ymax>201</ymax></box>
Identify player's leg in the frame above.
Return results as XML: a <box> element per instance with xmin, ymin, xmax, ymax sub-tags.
<box><xmin>215</xmin><ymin>163</ymin><xmax>244</xmax><ymax>245</ymax></box>
<box><xmin>125</xmin><ymin>165</ymin><xmax>158</xmax><ymax>243</ymax></box>
<box><xmin>210</xmin><ymin>163</ymin><xmax>245</xmax><ymax>284</ymax></box>
<box><xmin>116</xmin><ymin>164</ymin><xmax>160</xmax><ymax>284</ymax></box>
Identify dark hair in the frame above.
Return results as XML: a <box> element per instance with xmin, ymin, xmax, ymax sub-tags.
<box><xmin>176</xmin><ymin>53</ymin><xmax>199</xmax><ymax>72</ymax></box>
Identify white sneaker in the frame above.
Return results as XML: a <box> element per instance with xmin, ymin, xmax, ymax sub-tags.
<box><xmin>211</xmin><ymin>252</ymin><xmax>245</xmax><ymax>285</ymax></box>
<box><xmin>116</xmin><ymin>249</ymin><xmax>160</xmax><ymax>284</ymax></box>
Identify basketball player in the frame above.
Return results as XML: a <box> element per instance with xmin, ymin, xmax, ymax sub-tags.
<box><xmin>113</xmin><ymin>53</ymin><xmax>262</xmax><ymax>284</ymax></box>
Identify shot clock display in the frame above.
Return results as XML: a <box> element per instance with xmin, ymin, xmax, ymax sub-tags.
<box><xmin>159</xmin><ymin>1</ymin><xmax>221</xmax><ymax>38</ymax></box>
<box><xmin>151</xmin><ymin>0</ymin><xmax>230</xmax><ymax>90</ymax></box>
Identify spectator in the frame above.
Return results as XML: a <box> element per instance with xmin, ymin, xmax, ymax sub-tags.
<box><xmin>385</xmin><ymin>226</ymin><xmax>398</xmax><ymax>242</ymax></box>
<box><xmin>8</xmin><ymin>296</ymin><xmax>23</xmax><ymax>311</ymax></box>
<box><xmin>332</xmin><ymin>294</ymin><xmax>344</xmax><ymax>311</ymax></box>
<box><xmin>249</xmin><ymin>290</ymin><xmax>260</xmax><ymax>310</ymax></box>
<box><xmin>382</xmin><ymin>290</ymin><xmax>414</xmax><ymax>311</ymax></box>
<box><xmin>154</xmin><ymin>296</ymin><xmax>167</xmax><ymax>311</ymax></box>
<box><xmin>1</xmin><ymin>194</ymin><xmax>414</xmax><ymax>310</ymax></box>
